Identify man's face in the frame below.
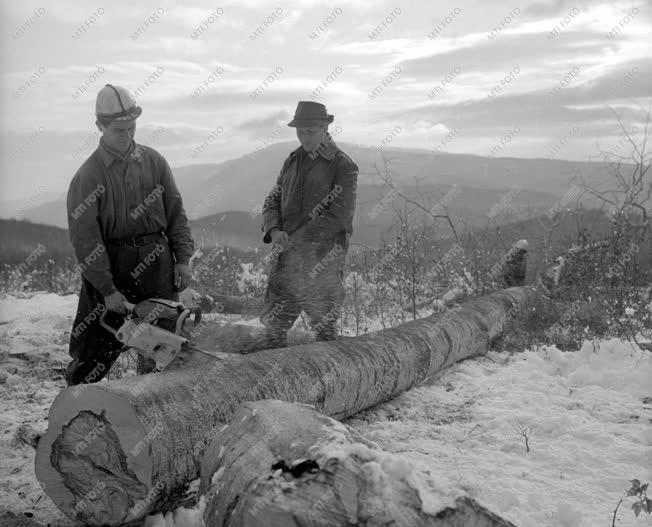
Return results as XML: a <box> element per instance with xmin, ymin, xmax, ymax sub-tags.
<box><xmin>296</xmin><ymin>124</ymin><xmax>327</xmax><ymax>152</ymax></box>
<box><xmin>98</xmin><ymin>119</ymin><xmax>136</xmax><ymax>153</ymax></box>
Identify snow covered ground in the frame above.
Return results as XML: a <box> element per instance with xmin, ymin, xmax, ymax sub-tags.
<box><xmin>348</xmin><ymin>342</ymin><xmax>652</xmax><ymax>526</ymax></box>
<box><xmin>0</xmin><ymin>292</ymin><xmax>650</xmax><ymax>526</ymax></box>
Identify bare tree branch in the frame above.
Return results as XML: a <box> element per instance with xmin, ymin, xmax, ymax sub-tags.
<box><xmin>373</xmin><ymin>157</ymin><xmax>460</xmax><ymax>243</ymax></box>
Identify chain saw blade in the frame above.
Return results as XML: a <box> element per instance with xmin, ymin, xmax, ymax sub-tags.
<box><xmin>161</xmin><ymin>343</ymin><xmax>232</xmax><ymax>371</ymax></box>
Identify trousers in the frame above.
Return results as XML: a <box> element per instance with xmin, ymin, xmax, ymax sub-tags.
<box><xmin>65</xmin><ymin>235</ymin><xmax>176</xmax><ymax>385</ymax></box>
<box><xmin>260</xmin><ymin>238</ymin><xmax>346</xmax><ymax>348</ymax></box>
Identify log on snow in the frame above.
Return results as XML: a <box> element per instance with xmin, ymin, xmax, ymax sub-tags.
<box><xmin>200</xmin><ymin>399</ymin><xmax>516</xmax><ymax>527</ymax></box>
<box><xmin>35</xmin><ymin>287</ymin><xmax>553</xmax><ymax>525</ymax></box>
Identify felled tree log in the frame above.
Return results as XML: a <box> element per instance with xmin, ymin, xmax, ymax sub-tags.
<box><xmin>200</xmin><ymin>400</ymin><xmax>516</xmax><ymax>527</ymax></box>
<box><xmin>415</xmin><ymin>239</ymin><xmax>529</xmax><ymax>313</ymax></box>
<box><xmin>35</xmin><ymin>287</ymin><xmax>553</xmax><ymax>526</ymax></box>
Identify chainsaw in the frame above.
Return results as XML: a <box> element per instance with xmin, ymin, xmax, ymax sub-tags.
<box><xmin>99</xmin><ymin>298</ymin><xmax>219</xmax><ymax>371</ymax></box>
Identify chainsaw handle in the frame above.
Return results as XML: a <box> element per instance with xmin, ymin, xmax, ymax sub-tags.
<box><xmin>99</xmin><ymin>307</ymin><xmax>118</xmax><ymax>336</ymax></box>
<box><xmin>99</xmin><ymin>301</ymin><xmax>135</xmax><ymax>336</ymax></box>
<box><xmin>175</xmin><ymin>307</ymin><xmax>202</xmax><ymax>335</ymax></box>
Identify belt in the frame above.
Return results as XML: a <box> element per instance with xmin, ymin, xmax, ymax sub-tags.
<box><xmin>106</xmin><ymin>231</ymin><xmax>166</xmax><ymax>248</ymax></box>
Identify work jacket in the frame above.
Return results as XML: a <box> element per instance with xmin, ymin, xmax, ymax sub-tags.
<box><xmin>67</xmin><ymin>140</ymin><xmax>194</xmax><ymax>296</ymax></box>
<box><xmin>261</xmin><ymin>138</ymin><xmax>358</xmax><ymax>250</ymax></box>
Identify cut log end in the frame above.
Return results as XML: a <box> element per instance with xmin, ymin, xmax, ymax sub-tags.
<box><xmin>35</xmin><ymin>387</ymin><xmax>158</xmax><ymax>525</ymax></box>
<box><xmin>50</xmin><ymin>410</ymin><xmax>146</xmax><ymax>525</ymax></box>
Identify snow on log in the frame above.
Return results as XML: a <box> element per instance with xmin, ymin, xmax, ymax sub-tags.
<box><xmin>200</xmin><ymin>399</ymin><xmax>517</xmax><ymax>527</ymax></box>
<box><xmin>35</xmin><ymin>287</ymin><xmax>553</xmax><ymax>526</ymax></box>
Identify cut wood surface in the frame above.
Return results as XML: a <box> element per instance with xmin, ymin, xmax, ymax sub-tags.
<box><xmin>35</xmin><ymin>287</ymin><xmax>555</xmax><ymax>525</ymax></box>
<box><xmin>200</xmin><ymin>399</ymin><xmax>517</xmax><ymax>527</ymax></box>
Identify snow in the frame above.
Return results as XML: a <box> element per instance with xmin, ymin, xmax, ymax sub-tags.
<box><xmin>210</xmin><ymin>466</ymin><xmax>225</xmax><ymax>486</ymax></box>
<box><xmin>0</xmin><ymin>293</ymin><xmax>78</xmax><ymax>525</ymax></box>
<box><xmin>143</xmin><ymin>496</ymin><xmax>206</xmax><ymax>527</ymax></box>
<box><xmin>345</xmin><ymin>340</ymin><xmax>652</xmax><ymax>527</ymax></box>
<box><xmin>1</xmin><ymin>293</ymin><xmax>651</xmax><ymax>526</ymax></box>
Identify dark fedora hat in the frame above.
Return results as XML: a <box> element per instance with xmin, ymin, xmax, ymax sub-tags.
<box><xmin>287</xmin><ymin>101</ymin><xmax>334</xmax><ymax>127</ymax></box>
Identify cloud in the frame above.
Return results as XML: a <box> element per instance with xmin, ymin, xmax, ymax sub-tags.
<box><xmin>522</xmin><ymin>0</ymin><xmax>591</xmax><ymax>17</ymax></box>
<box><xmin>1</xmin><ymin>0</ymin><xmax>650</xmax><ymax>201</ymax></box>
<box><xmin>236</xmin><ymin>110</ymin><xmax>291</xmax><ymax>138</ymax></box>
<box><xmin>388</xmin><ymin>57</ymin><xmax>651</xmax><ymax>135</ymax></box>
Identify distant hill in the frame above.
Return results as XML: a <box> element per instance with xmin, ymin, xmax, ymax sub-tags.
<box><xmin>0</xmin><ymin>218</ymin><xmax>74</xmax><ymax>266</ymax></box>
<box><xmin>2</xmin><ymin>142</ymin><xmax>620</xmax><ymax>231</ymax></box>
<box><xmin>172</xmin><ymin>142</ymin><xmax>617</xmax><ymax>221</ymax></box>
<box><xmin>0</xmin><ymin>214</ymin><xmax>264</xmax><ymax>260</ymax></box>
<box><xmin>352</xmin><ymin>182</ymin><xmax>559</xmax><ymax>245</ymax></box>
<box><xmin>0</xmin><ymin>178</ymin><xmax>593</xmax><ymax>252</ymax></box>
<box><xmin>191</xmin><ymin>211</ymin><xmax>262</xmax><ymax>251</ymax></box>
<box><xmin>0</xmin><ymin>191</ymin><xmax>63</xmax><ymax>219</ymax></box>
<box><xmin>0</xmin><ymin>164</ymin><xmax>226</xmax><ymax>230</ymax></box>
<box><xmin>348</xmin><ymin>207</ymin><xmax>652</xmax><ymax>286</ymax></box>
<box><xmin>3</xmin><ymin>208</ymin><xmax>648</xmax><ymax>288</ymax></box>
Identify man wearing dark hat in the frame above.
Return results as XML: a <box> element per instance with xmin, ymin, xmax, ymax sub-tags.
<box><xmin>65</xmin><ymin>84</ymin><xmax>194</xmax><ymax>385</ymax></box>
<box><xmin>260</xmin><ymin>101</ymin><xmax>358</xmax><ymax>347</ymax></box>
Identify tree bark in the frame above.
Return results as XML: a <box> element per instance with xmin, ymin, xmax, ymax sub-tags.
<box><xmin>35</xmin><ymin>287</ymin><xmax>553</xmax><ymax>526</ymax></box>
<box><xmin>200</xmin><ymin>399</ymin><xmax>517</xmax><ymax>527</ymax></box>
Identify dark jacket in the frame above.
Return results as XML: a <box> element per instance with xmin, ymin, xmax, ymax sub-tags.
<box><xmin>261</xmin><ymin>140</ymin><xmax>358</xmax><ymax>247</ymax></box>
<box><xmin>67</xmin><ymin>141</ymin><xmax>194</xmax><ymax>296</ymax></box>
<box><xmin>503</xmin><ymin>248</ymin><xmax>527</xmax><ymax>287</ymax></box>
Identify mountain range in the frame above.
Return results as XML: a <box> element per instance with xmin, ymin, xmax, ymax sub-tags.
<box><xmin>0</xmin><ymin>142</ymin><xmax>618</xmax><ymax>249</ymax></box>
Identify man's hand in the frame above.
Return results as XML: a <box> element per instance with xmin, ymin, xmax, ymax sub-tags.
<box><xmin>270</xmin><ymin>229</ymin><xmax>290</xmax><ymax>252</ymax></box>
<box><xmin>104</xmin><ymin>291</ymin><xmax>128</xmax><ymax>314</ymax></box>
<box><xmin>174</xmin><ymin>263</ymin><xmax>191</xmax><ymax>291</ymax></box>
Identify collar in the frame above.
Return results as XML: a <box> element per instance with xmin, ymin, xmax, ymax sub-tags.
<box><xmin>292</xmin><ymin>132</ymin><xmax>339</xmax><ymax>161</ymax></box>
<box><xmin>98</xmin><ymin>138</ymin><xmax>135</xmax><ymax>166</ymax></box>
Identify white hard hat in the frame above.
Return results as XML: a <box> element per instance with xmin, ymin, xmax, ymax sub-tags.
<box><xmin>95</xmin><ymin>84</ymin><xmax>142</xmax><ymax>122</ymax></box>
<box><xmin>514</xmin><ymin>239</ymin><xmax>528</xmax><ymax>250</ymax></box>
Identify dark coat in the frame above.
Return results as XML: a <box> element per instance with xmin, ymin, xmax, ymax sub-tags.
<box><xmin>261</xmin><ymin>140</ymin><xmax>358</xmax><ymax>249</ymax></box>
<box><xmin>503</xmin><ymin>249</ymin><xmax>527</xmax><ymax>287</ymax></box>
<box><xmin>67</xmin><ymin>140</ymin><xmax>194</xmax><ymax>296</ymax></box>
<box><xmin>259</xmin><ymin>138</ymin><xmax>358</xmax><ymax>338</ymax></box>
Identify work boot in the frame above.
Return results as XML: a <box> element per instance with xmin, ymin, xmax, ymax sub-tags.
<box><xmin>64</xmin><ymin>348</ymin><xmax>121</xmax><ymax>385</ymax></box>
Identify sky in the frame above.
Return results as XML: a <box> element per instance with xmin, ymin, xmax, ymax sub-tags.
<box><xmin>0</xmin><ymin>0</ymin><xmax>650</xmax><ymax>204</ymax></box>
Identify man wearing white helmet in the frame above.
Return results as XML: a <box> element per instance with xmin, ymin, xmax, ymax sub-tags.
<box><xmin>65</xmin><ymin>84</ymin><xmax>194</xmax><ymax>385</ymax></box>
